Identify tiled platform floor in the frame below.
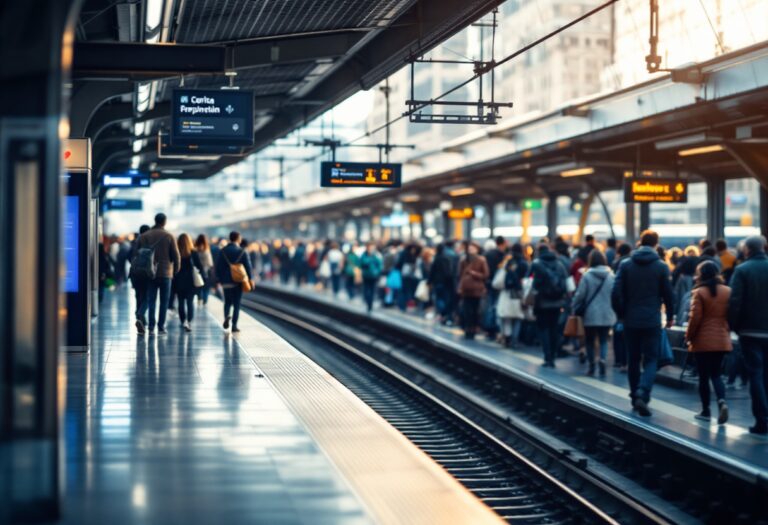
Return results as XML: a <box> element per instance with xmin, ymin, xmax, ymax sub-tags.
<box><xmin>58</xmin><ymin>288</ymin><xmax>371</xmax><ymax>525</ymax></box>
<box><xmin>260</xmin><ymin>281</ymin><xmax>768</xmax><ymax>472</ymax></box>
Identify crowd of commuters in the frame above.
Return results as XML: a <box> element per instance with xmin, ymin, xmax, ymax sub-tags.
<box><xmin>100</xmin><ymin>222</ymin><xmax>768</xmax><ymax>434</ymax></box>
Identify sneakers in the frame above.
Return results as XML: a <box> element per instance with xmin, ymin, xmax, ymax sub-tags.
<box><xmin>158</xmin><ymin>327</ymin><xmax>168</xmax><ymax>336</ymax></box>
<box><xmin>232</xmin><ymin>326</ymin><xmax>241</xmax><ymax>333</ymax></box>
<box><xmin>632</xmin><ymin>397</ymin><xmax>652</xmax><ymax>417</ymax></box>
<box><xmin>135</xmin><ymin>320</ymin><xmax>145</xmax><ymax>335</ymax></box>
<box><xmin>183</xmin><ymin>321</ymin><xmax>191</xmax><ymax>332</ymax></box>
<box><xmin>748</xmin><ymin>424</ymin><xmax>767</xmax><ymax>435</ymax></box>
<box><xmin>598</xmin><ymin>361</ymin><xmax>606</xmax><ymax>377</ymax></box>
<box><xmin>223</xmin><ymin>316</ymin><xmax>231</xmax><ymax>330</ymax></box>
<box><xmin>717</xmin><ymin>401</ymin><xmax>729</xmax><ymax>425</ymax></box>
<box><xmin>694</xmin><ymin>411</ymin><xmax>711</xmax><ymax>422</ymax></box>
<box><xmin>148</xmin><ymin>327</ymin><xmax>155</xmax><ymax>335</ymax></box>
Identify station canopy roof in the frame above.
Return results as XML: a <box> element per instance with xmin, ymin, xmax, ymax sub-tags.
<box><xmin>72</xmin><ymin>0</ymin><xmax>502</xmax><ymax>181</ymax></box>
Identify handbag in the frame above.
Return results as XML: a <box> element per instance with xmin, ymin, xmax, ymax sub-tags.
<box><xmin>491</xmin><ymin>267</ymin><xmax>506</xmax><ymax>291</ymax></box>
<box><xmin>192</xmin><ymin>266</ymin><xmax>205</xmax><ymax>288</ymax></box>
<box><xmin>223</xmin><ymin>250</ymin><xmax>248</xmax><ymax>283</ymax></box>
<box><xmin>658</xmin><ymin>329</ymin><xmax>674</xmax><ymax>368</ymax></box>
<box><xmin>353</xmin><ymin>267</ymin><xmax>363</xmax><ymax>285</ymax></box>
<box><xmin>414</xmin><ymin>280</ymin><xmax>430</xmax><ymax>302</ymax></box>
<box><xmin>318</xmin><ymin>259</ymin><xmax>332</xmax><ymax>279</ymax></box>
<box><xmin>498</xmin><ymin>292</ymin><xmax>524</xmax><ymax>319</ymax></box>
<box><xmin>563</xmin><ymin>315</ymin><xmax>585</xmax><ymax>338</ymax></box>
<box><xmin>565</xmin><ymin>275</ymin><xmax>576</xmax><ymax>293</ymax></box>
<box><xmin>522</xmin><ymin>277</ymin><xmax>536</xmax><ymax>307</ymax></box>
<box><xmin>241</xmin><ymin>279</ymin><xmax>253</xmax><ymax>293</ymax></box>
<box><xmin>386</xmin><ymin>270</ymin><xmax>403</xmax><ymax>290</ymax></box>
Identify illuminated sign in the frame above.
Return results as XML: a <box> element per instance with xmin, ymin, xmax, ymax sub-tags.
<box><xmin>103</xmin><ymin>199</ymin><xmax>143</xmax><ymax>211</ymax></box>
<box><xmin>444</xmin><ymin>207</ymin><xmax>475</xmax><ymax>220</ymax></box>
<box><xmin>62</xmin><ymin>138</ymin><xmax>91</xmax><ymax>170</ymax></box>
<box><xmin>171</xmin><ymin>89</ymin><xmax>254</xmax><ymax>147</ymax></box>
<box><xmin>624</xmin><ymin>177</ymin><xmax>688</xmax><ymax>203</ymax></box>
<box><xmin>158</xmin><ymin>132</ymin><xmax>245</xmax><ymax>158</ymax></box>
<box><xmin>522</xmin><ymin>199</ymin><xmax>542</xmax><ymax>210</ymax></box>
<box><xmin>320</xmin><ymin>161</ymin><xmax>402</xmax><ymax>188</ymax></box>
<box><xmin>381</xmin><ymin>213</ymin><xmax>409</xmax><ymax>227</ymax></box>
<box><xmin>103</xmin><ymin>171</ymin><xmax>150</xmax><ymax>188</ymax></box>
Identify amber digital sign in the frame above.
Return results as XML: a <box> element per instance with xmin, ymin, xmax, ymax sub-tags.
<box><xmin>624</xmin><ymin>177</ymin><xmax>688</xmax><ymax>203</ymax></box>
<box><xmin>444</xmin><ymin>207</ymin><xmax>475</xmax><ymax>220</ymax></box>
<box><xmin>320</xmin><ymin>161</ymin><xmax>402</xmax><ymax>188</ymax></box>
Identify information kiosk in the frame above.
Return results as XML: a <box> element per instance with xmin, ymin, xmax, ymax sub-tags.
<box><xmin>61</xmin><ymin>138</ymin><xmax>91</xmax><ymax>352</ymax></box>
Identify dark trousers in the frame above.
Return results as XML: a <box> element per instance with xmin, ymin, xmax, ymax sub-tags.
<box><xmin>584</xmin><ymin>326</ymin><xmax>610</xmax><ymax>364</ymax></box>
<box><xmin>462</xmin><ymin>297</ymin><xmax>481</xmax><ymax>336</ymax></box>
<box><xmin>330</xmin><ymin>273</ymin><xmax>342</xmax><ymax>295</ymax></box>
<box><xmin>198</xmin><ymin>284</ymin><xmax>210</xmax><ymax>304</ymax></box>
<box><xmin>741</xmin><ymin>337</ymin><xmax>768</xmax><ymax>426</ymax></box>
<box><xmin>695</xmin><ymin>352</ymin><xmax>726</xmax><ymax>410</ymax></box>
<box><xmin>535</xmin><ymin>309</ymin><xmax>561</xmax><ymax>364</ymax></box>
<box><xmin>434</xmin><ymin>283</ymin><xmax>455</xmax><ymax>320</ymax></box>
<box><xmin>362</xmin><ymin>278</ymin><xmax>377</xmax><ymax>312</ymax></box>
<box><xmin>345</xmin><ymin>274</ymin><xmax>357</xmax><ymax>299</ymax></box>
<box><xmin>613</xmin><ymin>323</ymin><xmax>627</xmax><ymax>366</ymax></box>
<box><xmin>177</xmin><ymin>290</ymin><xmax>196</xmax><ymax>324</ymax></box>
<box><xmin>223</xmin><ymin>286</ymin><xmax>243</xmax><ymax>328</ymax></box>
<box><xmin>132</xmin><ymin>277</ymin><xmax>148</xmax><ymax>323</ymax></box>
<box><xmin>483</xmin><ymin>288</ymin><xmax>500</xmax><ymax>336</ymax></box>
<box><xmin>144</xmin><ymin>277</ymin><xmax>172</xmax><ymax>330</ymax></box>
<box><xmin>624</xmin><ymin>326</ymin><xmax>661</xmax><ymax>402</ymax></box>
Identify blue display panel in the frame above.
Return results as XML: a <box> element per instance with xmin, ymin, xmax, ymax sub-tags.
<box><xmin>62</xmin><ymin>195</ymin><xmax>79</xmax><ymax>293</ymax></box>
<box><xmin>171</xmin><ymin>89</ymin><xmax>254</xmax><ymax>147</ymax></box>
<box><xmin>102</xmin><ymin>170</ymin><xmax>150</xmax><ymax>187</ymax></box>
<box><xmin>320</xmin><ymin>161</ymin><xmax>402</xmax><ymax>188</ymax></box>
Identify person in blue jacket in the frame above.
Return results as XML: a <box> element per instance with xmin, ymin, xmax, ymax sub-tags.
<box><xmin>359</xmin><ymin>242</ymin><xmax>383</xmax><ymax>313</ymax></box>
<box><xmin>215</xmin><ymin>231</ymin><xmax>253</xmax><ymax>333</ymax></box>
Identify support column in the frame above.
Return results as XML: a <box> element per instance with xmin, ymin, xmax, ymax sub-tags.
<box><xmin>0</xmin><ymin>1</ymin><xmax>80</xmax><ymax>522</ymax></box>
<box><xmin>639</xmin><ymin>203</ymin><xmax>650</xmax><ymax>233</ymax></box>
<box><xmin>625</xmin><ymin>202</ymin><xmax>637</xmax><ymax>246</ymax></box>
<box><xmin>575</xmin><ymin>194</ymin><xmax>594</xmax><ymax>246</ymax></box>
<box><xmin>546</xmin><ymin>195</ymin><xmax>558</xmax><ymax>242</ymax></box>
<box><xmin>706</xmin><ymin>177</ymin><xmax>726</xmax><ymax>241</ymax></box>
<box><xmin>761</xmin><ymin>185</ymin><xmax>768</xmax><ymax>239</ymax></box>
<box><xmin>487</xmin><ymin>202</ymin><xmax>496</xmax><ymax>239</ymax></box>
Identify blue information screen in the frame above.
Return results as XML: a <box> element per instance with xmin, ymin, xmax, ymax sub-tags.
<box><xmin>62</xmin><ymin>195</ymin><xmax>79</xmax><ymax>293</ymax></box>
<box><xmin>171</xmin><ymin>89</ymin><xmax>254</xmax><ymax>147</ymax></box>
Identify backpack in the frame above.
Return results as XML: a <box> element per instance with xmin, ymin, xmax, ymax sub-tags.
<box><xmin>131</xmin><ymin>239</ymin><xmax>162</xmax><ymax>280</ymax></box>
<box><xmin>536</xmin><ymin>262</ymin><xmax>566</xmax><ymax>300</ymax></box>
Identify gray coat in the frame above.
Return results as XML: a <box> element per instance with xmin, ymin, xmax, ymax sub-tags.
<box><xmin>572</xmin><ymin>266</ymin><xmax>616</xmax><ymax>327</ymax></box>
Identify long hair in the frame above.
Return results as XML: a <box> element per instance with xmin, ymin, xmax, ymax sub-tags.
<box><xmin>195</xmin><ymin>233</ymin><xmax>209</xmax><ymax>252</ymax></box>
<box><xmin>178</xmin><ymin>233</ymin><xmax>194</xmax><ymax>259</ymax></box>
<box><xmin>694</xmin><ymin>260</ymin><xmax>722</xmax><ymax>297</ymax></box>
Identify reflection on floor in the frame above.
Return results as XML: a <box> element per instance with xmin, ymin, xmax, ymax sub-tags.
<box><xmin>60</xmin><ymin>288</ymin><xmax>371</xmax><ymax>525</ymax></box>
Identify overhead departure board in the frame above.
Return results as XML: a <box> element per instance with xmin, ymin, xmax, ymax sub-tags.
<box><xmin>444</xmin><ymin>208</ymin><xmax>475</xmax><ymax>220</ymax></box>
<box><xmin>102</xmin><ymin>171</ymin><xmax>150</xmax><ymax>188</ymax></box>
<box><xmin>171</xmin><ymin>89</ymin><xmax>254</xmax><ymax>147</ymax></box>
<box><xmin>624</xmin><ymin>177</ymin><xmax>688</xmax><ymax>203</ymax></box>
<box><xmin>320</xmin><ymin>161</ymin><xmax>402</xmax><ymax>188</ymax></box>
<box><xmin>158</xmin><ymin>132</ymin><xmax>245</xmax><ymax>157</ymax></box>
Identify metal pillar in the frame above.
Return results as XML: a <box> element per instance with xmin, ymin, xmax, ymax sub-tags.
<box><xmin>575</xmin><ymin>194</ymin><xmax>594</xmax><ymax>246</ymax></box>
<box><xmin>625</xmin><ymin>202</ymin><xmax>637</xmax><ymax>245</ymax></box>
<box><xmin>0</xmin><ymin>1</ymin><xmax>81</xmax><ymax>522</ymax></box>
<box><xmin>545</xmin><ymin>196</ymin><xmax>558</xmax><ymax>242</ymax></box>
<box><xmin>761</xmin><ymin>185</ymin><xmax>768</xmax><ymax>239</ymax></box>
<box><xmin>487</xmin><ymin>202</ymin><xmax>496</xmax><ymax>239</ymax></box>
<box><xmin>706</xmin><ymin>177</ymin><xmax>726</xmax><ymax>241</ymax></box>
<box><xmin>639</xmin><ymin>203</ymin><xmax>651</xmax><ymax>233</ymax></box>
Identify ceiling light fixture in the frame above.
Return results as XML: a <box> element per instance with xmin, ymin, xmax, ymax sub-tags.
<box><xmin>448</xmin><ymin>187</ymin><xmax>476</xmax><ymax>197</ymax></box>
<box><xmin>560</xmin><ymin>167</ymin><xmax>594</xmax><ymax>178</ymax></box>
<box><xmin>677</xmin><ymin>144</ymin><xmax>724</xmax><ymax>157</ymax></box>
<box><xmin>655</xmin><ymin>132</ymin><xmax>722</xmax><ymax>150</ymax></box>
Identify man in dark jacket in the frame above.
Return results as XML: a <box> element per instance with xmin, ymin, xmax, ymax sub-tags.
<box><xmin>428</xmin><ymin>242</ymin><xmax>457</xmax><ymax>325</ymax></box>
<box><xmin>531</xmin><ymin>244</ymin><xmax>569</xmax><ymax>368</ymax></box>
<box><xmin>611</xmin><ymin>230</ymin><xmax>674</xmax><ymax>416</ymax></box>
<box><xmin>483</xmin><ymin>236</ymin><xmax>507</xmax><ymax>340</ymax></box>
<box><xmin>728</xmin><ymin>236</ymin><xmax>768</xmax><ymax>434</ymax></box>
<box><xmin>215</xmin><ymin>231</ymin><xmax>254</xmax><ymax>333</ymax></box>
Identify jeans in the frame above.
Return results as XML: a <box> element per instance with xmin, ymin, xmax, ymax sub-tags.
<box><xmin>624</xmin><ymin>326</ymin><xmax>661</xmax><ymax>402</ymax></box>
<box><xmin>399</xmin><ymin>277</ymin><xmax>418</xmax><ymax>311</ymax></box>
<box><xmin>483</xmin><ymin>288</ymin><xmax>500</xmax><ymax>336</ymax></box>
<box><xmin>223</xmin><ymin>286</ymin><xmax>243</xmax><ymax>328</ymax></box>
<box><xmin>500</xmin><ymin>318</ymin><xmax>522</xmax><ymax>342</ymax></box>
<box><xmin>198</xmin><ymin>284</ymin><xmax>210</xmax><ymax>304</ymax></box>
<box><xmin>330</xmin><ymin>273</ymin><xmax>342</xmax><ymax>295</ymax></box>
<box><xmin>177</xmin><ymin>290</ymin><xmax>196</xmax><ymax>324</ymax></box>
<box><xmin>434</xmin><ymin>283</ymin><xmax>454</xmax><ymax>321</ymax></box>
<box><xmin>613</xmin><ymin>323</ymin><xmax>627</xmax><ymax>366</ymax></box>
<box><xmin>585</xmin><ymin>326</ymin><xmax>610</xmax><ymax>364</ymax></box>
<box><xmin>695</xmin><ymin>352</ymin><xmax>726</xmax><ymax>410</ymax></box>
<box><xmin>740</xmin><ymin>336</ymin><xmax>768</xmax><ymax>427</ymax></box>
<box><xmin>345</xmin><ymin>274</ymin><xmax>357</xmax><ymax>299</ymax></box>
<box><xmin>462</xmin><ymin>297</ymin><xmax>481</xmax><ymax>336</ymax></box>
<box><xmin>132</xmin><ymin>276</ymin><xmax>148</xmax><ymax>323</ymax></box>
<box><xmin>535</xmin><ymin>309</ymin><xmax>561</xmax><ymax>364</ymax></box>
<box><xmin>362</xmin><ymin>278</ymin><xmax>377</xmax><ymax>312</ymax></box>
<box><xmin>144</xmin><ymin>277</ymin><xmax>172</xmax><ymax>330</ymax></box>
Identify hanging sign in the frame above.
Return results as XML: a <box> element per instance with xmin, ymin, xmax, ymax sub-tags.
<box><xmin>624</xmin><ymin>177</ymin><xmax>688</xmax><ymax>203</ymax></box>
<box><xmin>320</xmin><ymin>161</ymin><xmax>402</xmax><ymax>188</ymax></box>
<box><xmin>171</xmin><ymin>89</ymin><xmax>254</xmax><ymax>147</ymax></box>
<box><xmin>444</xmin><ymin>207</ymin><xmax>475</xmax><ymax>220</ymax></box>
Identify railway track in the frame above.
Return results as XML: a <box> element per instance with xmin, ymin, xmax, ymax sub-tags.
<box><xmin>243</xmin><ymin>294</ymin><xmax>678</xmax><ymax>525</ymax></box>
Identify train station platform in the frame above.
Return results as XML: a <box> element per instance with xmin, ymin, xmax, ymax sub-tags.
<box><xmin>256</xmin><ymin>282</ymin><xmax>768</xmax><ymax>476</ymax></box>
<box><xmin>59</xmin><ymin>287</ymin><xmax>501</xmax><ymax>525</ymax></box>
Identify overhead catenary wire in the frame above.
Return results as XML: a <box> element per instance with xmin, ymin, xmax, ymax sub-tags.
<box><xmin>267</xmin><ymin>0</ymin><xmax>621</xmax><ymax>180</ymax></box>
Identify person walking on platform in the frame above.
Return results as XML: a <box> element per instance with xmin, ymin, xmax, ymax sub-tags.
<box><xmin>530</xmin><ymin>244</ymin><xmax>569</xmax><ymax>368</ymax></box>
<box><xmin>215</xmin><ymin>231</ymin><xmax>253</xmax><ymax>333</ymax></box>
<box><xmin>498</xmin><ymin>243</ymin><xmax>528</xmax><ymax>348</ymax></box>
<box><xmin>572</xmin><ymin>250</ymin><xmax>616</xmax><ymax>377</ymax></box>
<box><xmin>129</xmin><ymin>224</ymin><xmax>150</xmax><ymax>330</ymax></box>
<box><xmin>174</xmin><ymin>234</ymin><xmax>205</xmax><ymax>333</ymax></box>
<box><xmin>359</xmin><ymin>242</ymin><xmax>382</xmax><ymax>313</ymax></box>
<box><xmin>686</xmin><ymin>261</ymin><xmax>731</xmax><ymax>424</ymax></box>
<box><xmin>483</xmin><ymin>236</ymin><xmax>507</xmax><ymax>341</ymax></box>
<box><xmin>457</xmin><ymin>242</ymin><xmax>489</xmax><ymax>340</ymax></box>
<box><xmin>344</xmin><ymin>243</ymin><xmax>361</xmax><ymax>299</ymax></box>
<box><xmin>429</xmin><ymin>242</ymin><xmax>457</xmax><ymax>326</ymax></box>
<box><xmin>611</xmin><ymin>230</ymin><xmax>675</xmax><ymax>417</ymax></box>
<box><xmin>728</xmin><ymin>235</ymin><xmax>768</xmax><ymax>435</ymax></box>
<box><xmin>135</xmin><ymin>213</ymin><xmax>180</xmax><ymax>336</ymax></box>
<box><xmin>195</xmin><ymin>234</ymin><xmax>214</xmax><ymax>306</ymax></box>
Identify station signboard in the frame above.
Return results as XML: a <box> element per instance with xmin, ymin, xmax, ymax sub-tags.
<box><xmin>158</xmin><ymin>131</ymin><xmax>244</xmax><ymax>158</ymax></box>
<box><xmin>103</xmin><ymin>199</ymin><xmax>143</xmax><ymax>211</ymax></box>
<box><xmin>444</xmin><ymin>207</ymin><xmax>475</xmax><ymax>220</ymax></box>
<box><xmin>320</xmin><ymin>161</ymin><xmax>402</xmax><ymax>188</ymax></box>
<box><xmin>171</xmin><ymin>89</ymin><xmax>254</xmax><ymax>147</ymax></box>
<box><xmin>102</xmin><ymin>170</ymin><xmax>151</xmax><ymax>188</ymax></box>
<box><xmin>624</xmin><ymin>177</ymin><xmax>688</xmax><ymax>203</ymax></box>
